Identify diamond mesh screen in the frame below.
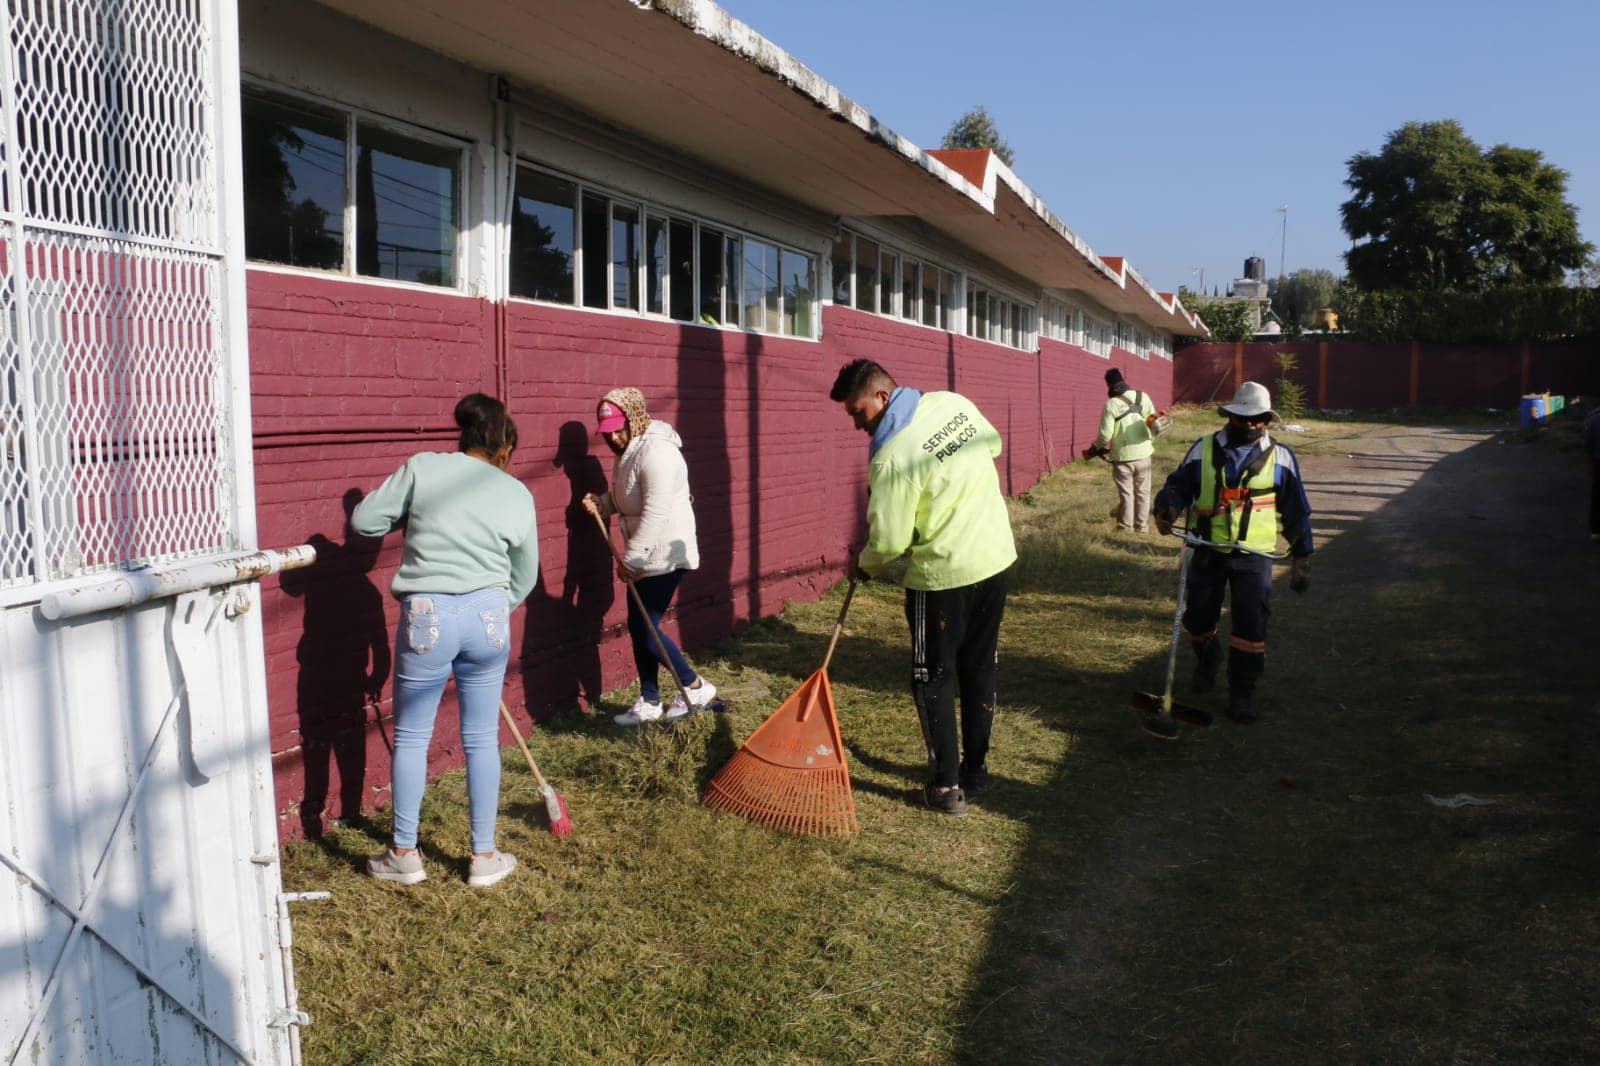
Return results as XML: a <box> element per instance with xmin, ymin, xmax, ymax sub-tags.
<box><xmin>2</xmin><ymin>0</ymin><xmax>237</xmax><ymax>590</ymax></box>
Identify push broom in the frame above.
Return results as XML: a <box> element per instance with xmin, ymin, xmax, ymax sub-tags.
<box><xmin>499</xmin><ymin>701</ymin><xmax>573</xmax><ymax>837</ymax></box>
<box><xmin>702</xmin><ymin>579</ymin><xmax>859</xmax><ymax>837</ymax></box>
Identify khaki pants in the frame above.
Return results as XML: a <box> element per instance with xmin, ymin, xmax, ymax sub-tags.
<box><xmin>1111</xmin><ymin>457</ymin><xmax>1152</xmax><ymax>532</ymax></box>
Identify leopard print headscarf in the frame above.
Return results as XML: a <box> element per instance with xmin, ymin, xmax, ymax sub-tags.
<box><xmin>600</xmin><ymin>386</ymin><xmax>652</xmax><ymax>440</ymax></box>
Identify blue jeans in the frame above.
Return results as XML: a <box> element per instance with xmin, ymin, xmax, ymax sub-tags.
<box><xmin>627</xmin><ymin>569</ymin><xmax>696</xmax><ymax>703</ymax></box>
<box><xmin>390</xmin><ymin>588</ymin><xmax>510</xmax><ymax>853</ymax></box>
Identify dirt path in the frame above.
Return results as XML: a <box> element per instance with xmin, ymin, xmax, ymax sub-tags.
<box><xmin>961</xmin><ymin>420</ymin><xmax>1600</xmax><ymax>1064</ymax></box>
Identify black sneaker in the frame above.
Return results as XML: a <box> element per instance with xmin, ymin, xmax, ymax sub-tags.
<box><xmin>1191</xmin><ymin>638</ymin><xmax>1222</xmax><ymax>693</ymax></box>
<box><xmin>959</xmin><ymin>763</ymin><xmax>989</xmax><ymax>796</ymax></box>
<box><xmin>1227</xmin><ymin>689</ymin><xmax>1258</xmax><ymax>725</ymax></box>
<box><xmin>1140</xmin><ymin>713</ymin><xmax>1181</xmax><ymax>740</ymax></box>
<box><xmin>909</xmin><ymin>785</ymin><xmax>968</xmax><ymax>817</ymax></box>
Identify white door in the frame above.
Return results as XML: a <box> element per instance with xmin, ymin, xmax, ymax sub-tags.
<box><xmin>0</xmin><ymin>2</ymin><xmax>313</xmax><ymax>1064</ymax></box>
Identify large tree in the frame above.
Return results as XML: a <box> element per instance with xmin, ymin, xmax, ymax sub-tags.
<box><xmin>1268</xmin><ymin>268</ymin><xmax>1342</xmax><ymax>327</ymax></box>
<box><xmin>942</xmin><ymin>106</ymin><xmax>1014</xmax><ymax>166</ymax></box>
<box><xmin>1341</xmin><ymin>120</ymin><xmax>1592</xmax><ymax>292</ymax></box>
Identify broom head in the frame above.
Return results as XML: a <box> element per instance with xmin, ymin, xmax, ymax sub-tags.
<box><xmin>540</xmin><ymin>783</ymin><xmax>574</xmax><ymax>837</ymax></box>
<box><xmin>702</xmin><ymin>668</ymin><xmax>859</xmax><ymax>837</ymax></box>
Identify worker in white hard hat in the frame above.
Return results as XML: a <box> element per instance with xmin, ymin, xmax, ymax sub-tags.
<box><xmin>1149</xmin><ymin>381</ymin><xmax>1314</xmax><ymax>734</ymax></box>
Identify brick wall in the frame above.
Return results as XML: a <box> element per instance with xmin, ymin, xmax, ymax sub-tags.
<box><xmin>249</xmin><ymin>271</ymin><xmax>1173</xmax><ymax>839</ymax></box>
<box><xmin>1175</xmin><ymin>340</ymin><xmax>1599</xmax><ymax>410</ymax></box>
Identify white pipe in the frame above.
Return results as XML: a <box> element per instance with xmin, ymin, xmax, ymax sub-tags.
<box><xmin>39</xmin><ymin>545</ymin><xmax>318</xmax><ymax>620</ymax></box>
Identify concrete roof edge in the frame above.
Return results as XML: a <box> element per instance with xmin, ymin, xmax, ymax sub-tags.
<box><xmin>648</xmin><ymin>0</ymin><xmax>995</xmax><ymax>214</ymax></box>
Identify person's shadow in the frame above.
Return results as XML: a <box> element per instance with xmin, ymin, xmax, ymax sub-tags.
<box><xmin>522</xmin><ymin>420</ymin><xmax>615</xmax><ymax>714</ymax></box>
<box><xmin>279</xmin><ymin>487</ymin><xmax>391</xmax><ymax>837</ymax></box>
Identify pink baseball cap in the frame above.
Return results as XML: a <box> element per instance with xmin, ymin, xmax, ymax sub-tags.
<box><xmin>596</xmin><ymin>400</ymin><xmax>626</xmax><ymax>433</ymax></box>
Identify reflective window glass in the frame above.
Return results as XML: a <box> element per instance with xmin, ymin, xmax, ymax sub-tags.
<box><xmin>782</xmin><ymin>248</ymin><xmax>814</xmax><ymax>336</ymax></box>
<box><xmin>669</xmin><ymin>219</ymin><xmax>695</xmax><ymax>322</ymax></box>
<box><xmin>581</xmin><ymin>193</ymin><xmax>608</xmax><ymax>309</ymax></box>
<box><xmin>242</xmin><ymin>91</ymin><xmax>346</xmax><ymax>271</ymax></box>
<box><xmin>509</xmin><ymin>168</ymin><xmax>575</xmax><ymax>302</ymax></box>
<box><xmin>354</xmin><ymin>121</ymin><xmax>459</xmax><ymax>286</ymax></box>
<box><xmin>612</xmin><ymin>204</ymin><xmax>639</xmax><ymax>310</ymax></box>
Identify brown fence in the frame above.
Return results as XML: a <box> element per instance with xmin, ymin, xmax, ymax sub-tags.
<box><xmin>1175</xmin><ymin>340</ymin><xmax>1600</xmax><ymax>410</ymax></box>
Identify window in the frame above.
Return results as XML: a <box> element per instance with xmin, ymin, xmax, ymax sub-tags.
<box><xmin>879</xmin><ymin>250</ymin><xmax>898</xmax><ymax>316</ymax></box>
<box><xmin>902</xmin><ymin>259</ymin><xmax>919</xmax><ymax>322</ymax></box>
<box><xmin>830</xmin><ymin>232</ymin><xmax>852</xmax><ymax>305</ymax></box>
<box><xmin>943</xmin><ymin>271</ymin><xmax>959</xmax><ymax>331</ymax></box>
<box><xmin>854</xmin><ymin>237</ymin><xmax>879</xmax><ymax>312</ymax></box>
<box><xmin>510</xmin><ymin>169</ymin><xmax>575</xmax><ymax>302</ymax></box>
<box><xmin>242</xmin><ymin>86</ymin><xmax>463</xmax><ymax>288</ymax></box>
<box><xmin>646</xmin><ymin>215</ymin><xmax>667</xmax><ymax>315</ymax></box>
<box><xmin>921</xmin><ymin>265</ymin><xmax>939</xmax><ymax>328</ymax></box>
<box><xmin>241</xmin><ymin>91</ymin><xmax>345</xmax><ymax>271</ymax></box>
<box><xmin>611</xmin><ymin>204</ymin><xmax>640</xmax><ymax>311</ymax></box>
<box><xmin>743</xmin><ymin>238</ymin><xmax>779</xmax><ymax>334</ymax></box>
<box><xmin>783</xmin><ymin>248</ymin><xmax>814</xmax><ymax>337</ymax></box>
<box><xmin>580</xmin><ymin>193</ymin><xmax>607</xmax><ymax>309</ymax></box>
<box><xmin>698</xmin><ymin>226</ymin><xmax>726</xmax><ymax>324</ymax></box>
<box><xmin>669</xmin><ymin>219</ymin><xmax>695</xmax><ymax>322</ymax></box>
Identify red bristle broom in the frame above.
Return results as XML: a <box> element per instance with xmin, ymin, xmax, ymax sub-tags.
<box><xmin>499</xmin><ymin>701</ymin><xmax>573</xmax><ymax>837</ymax></box>
<box><xmin>702</xmin><ymin>580</ymin><xmax>859</xmax><ymax>837</ymax></box>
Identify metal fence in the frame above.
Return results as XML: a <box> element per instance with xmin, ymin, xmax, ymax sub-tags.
<box><xmin>0</xmin><ymin>0</ymin><xmax>236</xmax><ymax>592</ymax></box>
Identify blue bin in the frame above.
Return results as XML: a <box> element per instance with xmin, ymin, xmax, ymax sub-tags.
<box><xmin>1519</xmin><ymin>394</ymin><xmax>1547</xmax><ymax>427</ymax></box>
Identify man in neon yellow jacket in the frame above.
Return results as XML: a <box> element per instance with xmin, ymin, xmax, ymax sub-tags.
<box><xmin>830</xmin><ymin>359</ymin><xmax>1016</xmax><ymax>817</ymax></box>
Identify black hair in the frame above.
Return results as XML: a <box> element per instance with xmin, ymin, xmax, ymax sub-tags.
<box><xmin>829</xmin><ymin>359</ymin><xmax>896</xmax><ymax>403</ymax></box>
<box><xmin>455</xmin><ymin>392</ymin><xmax>518</xmax><ymax>455</ymax></box>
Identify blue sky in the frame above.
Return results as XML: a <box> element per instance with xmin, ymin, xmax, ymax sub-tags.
<box><xmin>718</xmin><ymin>0</ymin><xmax>1600</xmax><ymax>297</ymax></box>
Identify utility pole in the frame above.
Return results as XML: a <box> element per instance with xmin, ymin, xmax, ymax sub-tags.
<box><xmin>1191</xmin><ymin>265</ymin><xmax>1204</xmax><ymax>296</ymax></box>
<box><xmin>1275</xmin><ymin>205</ymin><xmax>1288</xmax><ymax>281</ymax></box>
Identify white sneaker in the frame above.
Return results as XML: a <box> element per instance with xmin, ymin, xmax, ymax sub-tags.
<box><xmin>669</xmin><ymin>678</ymin><xmax>718</xmax><ymax>717</ymax></box>
<box><xmin>467</xmin><ymin>851</ymin><xmax>516</xmax><ymax>888</ymax></box>
<box><xmin>614</xmin><ymin>697</ymin><xmax>665</xmax><ymax>726</ymax></box>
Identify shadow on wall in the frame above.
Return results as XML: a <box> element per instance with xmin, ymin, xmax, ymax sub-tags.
<box><xmin>277</xmin><ymin>487</ymin><xmax>390</xmax><ymax>838</ymax></box>
<box><xmin>520</xmin><ymin>419</ymin><xmax>615</xmax><ymax>714</ymax></box>
<box><xmin>674</xmin><ymin>321</ymin><xmax>739</xmax><ymax>654</ymax></box>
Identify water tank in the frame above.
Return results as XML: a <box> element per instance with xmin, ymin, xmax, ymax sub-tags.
<box><xmin>1243</xmin><ymin>256</ymin><xmax>1265</xmax><ymax>281</ymax></box>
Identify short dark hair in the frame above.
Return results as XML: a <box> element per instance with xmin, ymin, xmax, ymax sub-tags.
<box><xmin>829</xmin><ymin>359</ymin><xmax>896</xmax><ymax>403</ymax></box>
<box><xmin>455</xmin><ymin>392</ymin><xmax>518</xmax><ymax>455</ymax></box>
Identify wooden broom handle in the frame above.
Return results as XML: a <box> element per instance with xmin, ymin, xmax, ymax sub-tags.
<box><xmin>819</xmin><ymin>578</ymin><xmax>857</xmax><ymax>674</ymax></box>
<box><xmin>589</xmin><ymin>508</ymin><xmax>694</xmax><ymax>708</ymax></box>
<box><xmin>499</xmin><ymin>701</ymin><xmax>549</xmax><ymax>791</ymax></box>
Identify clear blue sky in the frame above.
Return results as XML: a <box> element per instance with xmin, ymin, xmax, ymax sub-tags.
<box><xmin>718</xmin><ymin>0</ymin><xmax>1600</xmax><ymax>297</ymax></box>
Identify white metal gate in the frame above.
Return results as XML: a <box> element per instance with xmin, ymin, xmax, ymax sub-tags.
<box><xmin>0</xmin><ymin>2</ymin><xmax>313</xmax><ymax>1064</ymax></box>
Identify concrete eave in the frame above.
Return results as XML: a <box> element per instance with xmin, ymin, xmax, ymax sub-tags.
<box><xmin>307</xmin><ymin>0</ymin><xmax>1207</xmax><ymax>336</ymax></box>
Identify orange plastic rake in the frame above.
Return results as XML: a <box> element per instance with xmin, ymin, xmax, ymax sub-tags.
<box><xmin>702</xmin><ymin>580</ymin><xmax>860</xmax><ymax>837</ymax></box>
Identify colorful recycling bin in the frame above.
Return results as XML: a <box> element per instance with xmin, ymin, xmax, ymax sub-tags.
<box><xmin>1519</xmin><ymin>394</ymin><xmax>1547</xmax><ymax>427</ymax></box>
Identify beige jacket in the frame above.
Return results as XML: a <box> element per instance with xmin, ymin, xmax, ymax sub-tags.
<box><xmin>601</xmin><ymin>421</ymin><xmax>700</xmax><ymax>576</ymax></box>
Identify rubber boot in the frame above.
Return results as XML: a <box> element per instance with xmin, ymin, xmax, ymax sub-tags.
<box><xmin>1191</xmin><ymin>636</ymin><xmax>1222</xmax><ymax>693</ymax></box>
<box><xmin>1226</xmin><ymin>687</ymin><xmax>1257</xmax><ymax>725</ymax></box>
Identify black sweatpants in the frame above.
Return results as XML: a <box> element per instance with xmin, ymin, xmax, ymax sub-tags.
<box><xmin>1182</xmin><ymin>549</ymin><xmax>1272</xmax><ymax>693</ymax></box>
<box><xmin>905</xmin><ymin>569</ymin><xmax>1009</xmax><ymax>789</ymax></box>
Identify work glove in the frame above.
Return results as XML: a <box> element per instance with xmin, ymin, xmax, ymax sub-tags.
<box><xmin>1290</xmin><ymin>555</ymin><xmax>1310</xmax><ymax>595</ymax></box>
<box><xmin>1153</xmin><ymin>506</ymin><xmax>1175</xmax><ymax>536</ymax></box>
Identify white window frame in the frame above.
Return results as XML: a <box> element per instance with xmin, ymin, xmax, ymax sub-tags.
<box><xmin>240</xmin><ymin>78</ymin><xmax>469</xmax><ymax>294</ymax></box>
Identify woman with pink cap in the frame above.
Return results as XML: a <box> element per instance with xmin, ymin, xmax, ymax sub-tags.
<box><xmin>583</xmin><ymin>387</ymin><xmax>717</xmax><ymax>725</ymax></box>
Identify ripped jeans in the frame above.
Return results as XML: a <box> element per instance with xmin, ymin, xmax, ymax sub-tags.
<box><xmin>389</xmin><ymin>588</ymin><xmax>511</xmax><ymax>854</ymax></box>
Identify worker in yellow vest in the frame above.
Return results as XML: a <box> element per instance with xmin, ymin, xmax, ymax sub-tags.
<box><xmin>1087</xmin><ymin>367</ymin><xmax>1158</xmax><ymax>532</ymax></box>
<box><xmin>1151</xmin><ymin>382</ymin><xmax>1313</xmax><ymax>726</ymax></box>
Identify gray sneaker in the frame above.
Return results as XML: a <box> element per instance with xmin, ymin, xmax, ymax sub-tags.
<box><xmin>468</xmin><ymin>851</ymin><xmax>517</xmax><ymax>888</ymax></box>
<box><xmin>367</xmin><ymin>848</ymin><xmax>426</xmax><ymax>885</ymax></box>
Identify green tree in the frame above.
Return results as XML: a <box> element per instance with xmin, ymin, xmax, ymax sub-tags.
<box><xmin>1178</xmin><ymin>287</ymin><xmax>1256</xmax><ymax>342</ymax></box>
<box><xmin>1341</xmin><ymin>120</ymin><xmax>1592</xmax><ymax>292</ymax></box>
<box><xmin>1268</xmin><ymin>268</ymin><xmax>1342</xmax><ymax>327</ymax></box>
<box><xmin>942</xmin><ymin>106</ymin><xmax>1014</xmax><ymax>167</ymax></box>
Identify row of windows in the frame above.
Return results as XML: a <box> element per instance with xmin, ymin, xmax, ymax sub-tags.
<box><xmin>240</xmin><ymin>84</ymin><xmax>1172</xmax><ymax>353</ymax></box>
<box><xmin>829</xmin><ymin>232</ymin><xmax>960</xmax><ymax>332</ymax></box>
<box><xmin>242</xmin><ymin>85</ymin><xmax>817</xmax><ymax>338</ymax></box>
<box><xmin>829</xmin><ymin>230</ymin><xmax>1038</xmax><ymax>351</ymax></box>
<box><xmin>511</xmin><ymin>168</ymin><xmax>815</xmax><ymax>337</ymax></box>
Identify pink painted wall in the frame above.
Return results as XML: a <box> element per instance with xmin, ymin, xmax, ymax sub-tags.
<box><xmin>248</xmin><ymin>271</ymin><xmax>1172</xmax><ymax>839</ymax></box>
<box><xmin>1175</xmin><ymin>340</ymin><xmax>1600</xmax><ymax>410</ymax></box>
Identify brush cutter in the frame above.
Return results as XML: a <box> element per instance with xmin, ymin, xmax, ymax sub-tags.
<box><xmin>1130</xmin><ymin>538</ymin><xmax>1214</xmax><ymax>735</ymax></box>
<box><xmin>701</xmin><ymin>579</ymin><xmax>859</xmax><ymax>837</ymax></box>
<box><xmin>499</xmin><ymin>701</ymin><xmax>573</xmax><ymax>837</ymax></box>
<box><xmin>589</xmin><ymin>509</ymin><xmax>703</xmax><ymax>714</ymax></box>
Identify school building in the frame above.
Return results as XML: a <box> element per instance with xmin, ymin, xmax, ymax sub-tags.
<box><xmin>240</xmin><ymin>0</ymin><xmax>1208</xmax><ymax>836</ymax></box>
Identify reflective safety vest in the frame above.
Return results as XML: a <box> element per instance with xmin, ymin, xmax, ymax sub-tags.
<box><xmin>1195</xmin><ymin>431</ymin><xmax>1278</xmax><ymax>553</ymax></box>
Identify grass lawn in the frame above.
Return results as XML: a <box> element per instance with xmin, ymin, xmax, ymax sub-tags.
<box><xmin>282</xmin><ymin>404</ymin><xmax>1600</xmax><ymax>1063</ymax></box>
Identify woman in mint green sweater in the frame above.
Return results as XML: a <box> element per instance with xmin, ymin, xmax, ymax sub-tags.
<box><xmin>353</xmin><ymin>394</ymin><xmax>539</xmax><ymax>888</ymax></box>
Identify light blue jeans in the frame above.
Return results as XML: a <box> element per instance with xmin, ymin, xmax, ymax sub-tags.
<box><xmin>390</xmin><ymin>588</ymin><xmax>510</xmax><ymax>854</ymax></box>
